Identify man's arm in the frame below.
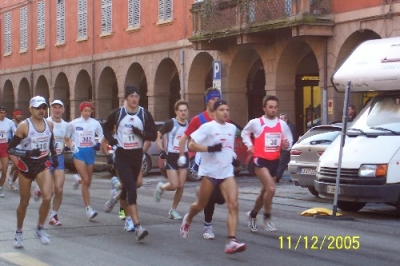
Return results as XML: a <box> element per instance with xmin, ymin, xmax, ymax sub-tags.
<box><xmin>241</xmin><ymin>120</ymin><xmax>255</xmax><ymax>154</ymax></box>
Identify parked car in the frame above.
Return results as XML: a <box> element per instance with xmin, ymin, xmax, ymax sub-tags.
<box><xmin>158</xmin><ymin>122</ymin><xmax>254</xmax><ymax>182</ymax></box>
<box><xmin>288</xmin><ymin>124</ymin><xmax>342</xmax><ymax>196</ymax></box>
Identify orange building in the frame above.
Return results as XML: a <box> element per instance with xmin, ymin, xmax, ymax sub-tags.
<box><xmin>0</xmin><ymin>0</ymin><xmax>399</xmax><ymax>135</ymax></box>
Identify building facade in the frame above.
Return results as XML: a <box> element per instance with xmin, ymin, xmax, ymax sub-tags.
<box><xmin>0</xmin><ymin>0</ymin><xmax>399</xmax><ymax>136</ymax></box>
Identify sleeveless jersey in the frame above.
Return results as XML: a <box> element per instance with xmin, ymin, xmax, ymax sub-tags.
<box><xmin>0</xmin><ymin>118</ymin><xmax>15</xmax><ymax>144</ymax></box>
<box><xmin>253</xmin><ymin>117</ymin><xmax>283</xmax><ymax>160</ymax></box>
<box><xmin>20</xmin><ymin>118</ymin><xmax>52</xmax><ymax>159</ymax></box>
<box><xmin>47</xmin><ymin>117</ymin><xmax>68</xmax><ymax>155</ymax></box>
<box><xmin>115</xmin><ymin>106</ymin><xmax>146</xmax><ymax>149</ymax></box>
<box><xmin>165</xmin><ymin>118</ymin><xmax>188</xmax><ymax>153</ymax></box>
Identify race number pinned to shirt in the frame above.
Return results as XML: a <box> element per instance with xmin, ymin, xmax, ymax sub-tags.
<box><xmin>122</xmin><ymin>127</ymin><xmax>139</xmax><ymax>148</ymax></box>
<box><xmin>0</xmin><ymin>130</ymin><xmax>7</xmax><ymax>144</ymax></box>
<box><xmin>78</xmin><ymin>131</ymin><xmax>95</xmax><ymax>147</ymax></box>
<box><xmin>173</xmin><ymin>134</ymin><xmax>183</xmax><ymax>151</ymax></box>
<box><xmin>264</xmin><ymin>133</ymin><xmax>282</xmax><ymax>152</ymax></box>
<box><xmin>54</xmin><ymin>137</ymin><xmax>64</xmax><ymax>154</ymax></box>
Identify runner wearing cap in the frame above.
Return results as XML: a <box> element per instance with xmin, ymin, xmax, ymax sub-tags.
<box><xmin>0</xmin><ymin>105</ymin><xmax>17</xmax><ymax>197</ymax></box>
<box><xmin>8</xmin><ymin>96</ymin><xmax>58</xmax><ymax>248</ymax></box>
<box><xmin>65</xmin><ymin>101</ymin><xmax>103</xmax><ymax>220</ymax></box>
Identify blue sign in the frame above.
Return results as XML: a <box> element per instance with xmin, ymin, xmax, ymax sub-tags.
<box><xmin>212</xmin><ymin>61</ymin><xmax>221</xmax><ymax>80</ymax></box>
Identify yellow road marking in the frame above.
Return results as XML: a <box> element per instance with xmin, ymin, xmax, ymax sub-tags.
<box><xmin>0</xmin><ymin>252</ymin><xmax>50</xmax><ymax>266</ymax></box>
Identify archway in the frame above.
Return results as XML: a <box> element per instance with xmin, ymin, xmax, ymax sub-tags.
<box><xmin>53</xmin><ymin>72</ymin><xmax>70</xmax><ymax>120</ymax></box>
<box><xmin>17</xmin><ymin>78</ymin><xmax>30</xmax><ymax>117</ymax></box>
<box><xmin>2</xmin><ymin>80</ymin><xmax>15</xmax><ymax>119</ymax></box>
<box><xmin>74</xmin><ymin>70</ymin><xmax>92</xmax><ymax>119</ymax></box>
<box><xmin>97</xmin><ymin>66</ymin><xmax>118</xmax><ymax>119</ymax></box>
<box><xmin>125</xmin><ymin>63</ymin><xmax>148</xmax><ymax>109</ymax></box>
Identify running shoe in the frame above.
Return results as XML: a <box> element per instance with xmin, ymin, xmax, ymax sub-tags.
<box><xmin>180</xmin><ymin>214</ymin><xmax>190</xmax><ymax>238</ymax></box>
<box><xmin>246</xmin><ymin>211</ymin><xmax>258</xmax><ymax>232</ymax></box>
<box><xmin>35</xmin><ymin>227</ymin><xmax>50</xmax><ymax>245</ymax></box>
<box><xmin>49</xmin><ymin>215</ymin><xmax>62</xmax><ymax>226</ymax></box>
<box><xmin>124</xmin><ymin>217</ymin><xmax>135</xmax><ymax>232</ymax></box>
<box><xmin>33</xmin><ymin>188</ymin><xmax>41</xmax><ymax>202</ymax></box>
<box><xmin>86</xmin><ymin>207</ymin><xmax>98</xmax><ymax>220</ymax></box>
<box><xmin>118</xmin><ymin>209</ymin><xmax>126</xmax><ymax>220</ymax></box>
<box><xmin>72</xmin><ymin>174</ymin><xmax>80</xmax><ymax>190</ymax></box>
<box><xmin>9</xmin><ymin>182</ymin><xmax>18</xmax><ymax>191</ymax></box>
<box><xmin>154</xmin><ymin>182</ymin><xmax>164</xmax><ymax>202</ymax></box>
<box><xmin>202</xmin><ymin>225</ymin><xmax>215</xmax><ymax>240</ymax></box>
<box><xmin>264</xmin><ymin>217</ymin><xmax>277</xmax><ymax>232</ymax></box>
<box><xmin>0</xmin><ymin>187</ymin><xmax>4</xmax><ymax>198</ymax></box>
<box><xmin>224</xmin><ymin>238</ymin><xmax>246</xmax><ymax>254</ymax></box>
<box><xmin>168</xmin><ymin>209</ymin><xmax>182</xmax><ymax>220</ymax></box>
<box><xmin>104</xmin><ymin>189</ymin><xmax>119</xmax><ymax>213</ymax></box>
<box><xmin>135</xmin><ymin>225</ymin><xmax>149</xmax><ymax>241</ymax></box>
<box><xmin>13</xmin><ymin>232</ymin><xmax>23</xmax><ymax>249</ymax></box>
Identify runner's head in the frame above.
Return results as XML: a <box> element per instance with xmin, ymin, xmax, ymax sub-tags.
<box><xmin>263</xmin><ymin>95</ymin><xmax>279</xmax><ymax>119</ymax></box>
<box><xmin>213</xmin><ymin>100</ymin><xmax>229</xmax><ymax>123</ymax></box>
<box><xmin>204</xmin><ymin>87</ymin><xmax>221</xmax><ymax>112</ymax></box>
<box><xmin>174</xmin><ymin>100</ymin><xmax>189</xmax><ymax>121</ymax></box>
<box><xmin>0</xmin><ymin>105</ymin><xmax>6</xmax><ymax>120</ymax></box>
<box><xmin>50</xmin><ymin>100</ymin><xmax>65</xmax><ymax>119</ymax></box>
<box><xmin>29</xmin><ymin>96</ymin><xmax>48</xmax><ymax>119</ymax></box>
<box><xmin>13</xmin><ymin>108</ymin><xmax>23</xmax><ymax>123</ymax></box>
<box><xmin>124</xmin><ymin>84</ymin><xmax>140</xmax><ymax>109</ymax></box>
<box><xmin>79</xmin><ymin>101</ymin><xmax>93</xmax><ymax>120</ymax></box>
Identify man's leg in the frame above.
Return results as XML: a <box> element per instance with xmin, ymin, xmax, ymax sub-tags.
<box><xmin>186</xmin><ymin>177</ymin><xmax>214</xmax><ymax>224</ymax></box>
<box><xmin>0</xmin><ymin>156</ymin><xmax>9</xmax><ymax>189</ymax></box>
<box><xmin>276</xmin><ymin>151</ymin><xmax>290</xmax><ymax>182</ymax></box>
<box><xmin>16</xmin><ymin>172</ymin><xmax>33</xmax><ymax>230</ymax></box>
<box><xmin>50</xmin><ymin>168</ymin><xmax>65</xmax><ymax>225</ymax></box>
<box><xmin>35</xmin><ymin>169</ymin><xmax>53</xmax><ymax>244</ymax></box>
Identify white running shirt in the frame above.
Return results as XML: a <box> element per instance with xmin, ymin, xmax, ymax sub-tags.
<box><xmin>66</xmin><ymin>117</ymin><xmax>103</xmax><ymax>148</ymax></box>
<box><xmin>47</xmin><ymin>117</ymin><xmax>68</xmax><ymax>154</ymax></box>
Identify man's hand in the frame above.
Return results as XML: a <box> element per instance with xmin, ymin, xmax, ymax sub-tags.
<box><xmin>51</xmin><ymin>156</ymin><xmax>59</xmax><ymax>168</ymax></box>
<box><xmin>177</xmin><ymin>155</ymin><xmax>187</xmax><ymax>167</ymax></box>
<box><xmin>71</xmin><ymin>144</ymin><xmax>79</xmax><ymax>154</ymax></box>
<box><xmin>27</xmin><ymin>148</ymin><xmax>41</xmax><ymax>157</ymax></box>
<box><xmin>282</xmin><ymin>139</ymin><xmax>290</xmax><ymax>150</ymax></box>
<box><xmin>131</xmin><ymin>125</ymin><xmax>145</xmax><ymax>138</ymax></box>
<box><xmin>159</xmin><ymin>150</ymin><xmax>167</xmax><ymax>159</ymax></box>
<box><xmin>93</xmin><ymin>142</ymin><xmax>101</xmax><ymax>151</ymax></box>
<box><xmin>207</xmin><ymin>143</ymin><xmax>222</xmax><ymax>153</ymax></box>
<box><xmin>108</xmin><ymin>138</ymin><xmax>118</xmax><ymax>147</ymax></box>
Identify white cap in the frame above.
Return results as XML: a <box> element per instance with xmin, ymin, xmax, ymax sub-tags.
<box><xmin>29</xmin><ymin>96</ymin><xmax>48</xmax><ymax>108</ymax></box>
<box><xmin>51</xmin><ymin>99</ymin><xmax>64</xmax><ymax>107</ymax></box>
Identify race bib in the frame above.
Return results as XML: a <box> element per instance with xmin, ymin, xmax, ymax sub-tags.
<box><xmin>173</xmin><ymin>134</ymin><xmax>182</xmax><ymax>151</ymax></box>
<box><xmin>0</xmin><ymin>130</ymin><xmax>7</xmax><ymax>144</ymax></box>
<box><xmin>54</xmin><ymin>137</ymin><xmax>64</xmax><ymax>154</ymax></box>
<box><xmin>122</xmin><ymin>127</ymin><xmax>139</xmax><ymax>149</ymax></box>
<box><xmin>264</xmin><ymin>133</ymin><xmax>281</xmax><ymax>152</ymax></box>
<box><xmin>31</xmin><ymin>136</ymin><xmax>49</xmax><ymax>158</ymax></box>
<box><xmin>78</xmin><ymin>131</ymin><xmax>95</xmax><ymax>147</ymax></box>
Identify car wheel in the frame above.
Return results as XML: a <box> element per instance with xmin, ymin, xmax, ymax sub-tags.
<box><xmin>247</xmin><ymin>157</ymin><xmax>255</xmax><ymax>176</ymax></box>
<box><xmin>307</xmin><ymin>187</ymin><xmax>319</xmax><ymax>197</ymax></box>
<box><xmin>142</xmin><ymin>153</ymin><xmax>152</xmax><ymax>177</ymax></box>
<box><xmin>337</xmin><ymin>201</ymin><xmax>366</xmax><ymax>212</ymax></box>
<box><xmin>187</xmin><ymin>157</ymin><xmax>201</xmax><ymax>182</ymax></box>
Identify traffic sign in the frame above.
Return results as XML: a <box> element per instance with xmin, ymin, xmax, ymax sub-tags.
<box><xmin>213</xmin><ymin>80</ymin><xmax>221</xmax><ymax>90</ymax></box>
<box><xmin>212</xmin><ymin>61</ymin><xmax>221</xmax><ymax>80</ymax></box>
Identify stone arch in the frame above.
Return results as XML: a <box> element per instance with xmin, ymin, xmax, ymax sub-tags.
<box><xmin>35</xmin><ymin>75</ymin><xmax>50</xmax><ymax>102</ymax></box>
<box><xmin>2</xmin><ymin>80</ymin><xmax>15</xmax><ymax>118</ymax></box>
<box><xmin>97</xmin><ymin>66</ymin><xmax>118</xmax><ymax>119</ymax></box>
<box><xmin>246</xmin><ymin>58</ymin><xmax>266</xmax><ymax>120</ymax></box>
<box><xmin>53</xmin><ymin>72</ymin><xmax>71</xmax><ymax>121</ymax></box>
<box><xmin>125</xmin><ymin>63</ymin><xmax>148</xmax><ymax>109</ymax></box>
<box><xmin>153</xmin><ymin>58</ymin><xmax>180</xmax><ymax>120</ymax></box>
<box><xmin>17</xmin><ymin>78</ymin><xmax>30</xmax><ymax>117</ymax></box>
<box><xmin>73</xmin><ymin>70</ymin><xmax>92</xmax><ymax>119</ymax></box>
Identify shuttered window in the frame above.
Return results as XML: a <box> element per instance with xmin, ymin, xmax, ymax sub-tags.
<box><xmin>101</xmin><ymin>0</ymin><xmax>112</xmax><ymax>34</ymax></box>
<box><xmin>20</xmin><ymin>7</ymin><xmax>28</xmax><ymax>51</ymax></box>
<box><xmin>56</xmin><ymin>0</ymin><xmax>66</xmax><ymax>43</ymax></box>
<box><xmin>4</xmin><ymin>12</ymin><xmax>11</xmax><ymax>54</ymax></box>
<box><xmin>128</xmin><ymin>0</ymin><xmax>140</xmax><ymax>28</ymax></box>
<box><xmin>158</xmin><ymin>0</ymin><xmax>173</xmax><ymax>22</ymax></box>
<box><xmin>77</xmin><ymin>0</ymin><xmax>88</xmax><ymax>39</ymax></box>
<box><xmin>37</xmin><ymin>0</ymin><xmax>45</xmax><ymax>47</ymax></box>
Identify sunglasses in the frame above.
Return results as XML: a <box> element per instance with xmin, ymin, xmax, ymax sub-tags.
<box><xmin>33</xmin><ymin>105</ymin><xmax>47</xmax><ymax>110</ymax></box>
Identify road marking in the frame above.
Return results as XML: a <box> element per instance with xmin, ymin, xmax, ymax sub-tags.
<box><xmin>0</xmin><ymin>252</ymin><xmax>50</xmax><ymax>266</ymax></box>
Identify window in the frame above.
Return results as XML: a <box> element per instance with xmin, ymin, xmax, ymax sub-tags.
<box><xmin>56</xmin><ymin>0</ymin><xmax>66</xmax><ymax>43</ymax></box>
<box><xmin>4</xmin><ymin>12</ymin><xmax>11</xmax><ymax>54</ymax></box>
<box><xmin>101</xmin><ymin>0</ymin><xmax>112</xmax><ymax>34</ymax></box>
<box><xmin>37</xmin><ymin>0</ymin><xmax>45</xmax><ymax>48</ymax></box>
<box><xmin>158</xmin><ymin>0</ymin><xmax>172</xmax><ymax>22</ymax></box>
<box><xmin>20</xmin><ymin>7</ymin><xmax>28</xmax><ymax>51</ymax></box>
<box><xmin>128</xmin><ymin>0</ymin><xmax>140</xmax><ymax>28</ymax></box>
<box><xmin>77</xmin><ymin>0</ymin><xmax>88</xmax><ymax>39</ymax></box>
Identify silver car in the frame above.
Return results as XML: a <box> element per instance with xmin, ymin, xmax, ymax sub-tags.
<box><xmin>288</xmin><ymin>125</ymin><xmax>341</xmax><ymax>196</ymax></box>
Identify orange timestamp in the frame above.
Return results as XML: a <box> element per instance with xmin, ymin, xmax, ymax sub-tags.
<box><xmin>278</xmin><ymin>235</ymin><xmax>360</xmax><ymax>250</ymax></box>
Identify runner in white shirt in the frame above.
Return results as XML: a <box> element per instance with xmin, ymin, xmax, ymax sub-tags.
<box><xmin>180</xmin><ymin>100</ymin><xmax>246</xmax><ymax>254</ymax></box>
<box><xmin>65</xmin><ymin>101</ymin><xmax>103</xmax><ymax>220</ymax></box>
<box><xmin>0</xmin><ymin>105</ymin><xmax>17</xmax><ymax>197</ymax></box>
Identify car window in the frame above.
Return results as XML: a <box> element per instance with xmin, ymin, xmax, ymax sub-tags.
<box><xmin>297</xmin><ymin>127</ymin><xmax>341</xmax><ymax>144</ymax></box>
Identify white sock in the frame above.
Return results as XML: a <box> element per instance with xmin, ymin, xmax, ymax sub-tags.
<box><xmin>50</xmin><ymin>211</ymin><xmax>58</xmax><ymax>218</ymax></box>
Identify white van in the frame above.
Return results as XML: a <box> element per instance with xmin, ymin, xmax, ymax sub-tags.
<box><xmin>314</xmin><ymin>37</ymin><xmax>400</xmax><ymax>212</ymax></box>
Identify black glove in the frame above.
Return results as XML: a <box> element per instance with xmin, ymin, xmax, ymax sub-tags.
<box><xmin>207</xmin><ymin>143</ymin><xmax>222</xmax><ymax>153</ymax></box>
<box><xmin>131</xmin><ymin>125</ymin><xmax>145</xmax><ymax>138</ymax></box>
<box><xmin>232</xmin><ymin>158</ymin><xmax>241</xmax><ymax>167</ymax></box>
<box><xmin>108</xmin><ymin>138</ymin><xmax>118</xmax><ymax>146</ymax></box>
<box><xmin>27</xmin><ymin>148</ymin><xmax>41</xmax><ymax>157</ymax></box>
<box><xmin>51</xmin><ymin>156</ymin><xmax>59</xmax><ymax>168</ymax></box>
<box><xmin>159</xmin><ymin>150</ymin><xmax>167</xmax><ymax>159</ymax></box>
<box><xmin>106</xmin><ymin>154</ymin><xmax>114</xmax><ymax>165</ymax></box>
<box><xmin>93</xmin><ymin>142</ymin><xmax>100</xmax><ymax>151</ymax></box>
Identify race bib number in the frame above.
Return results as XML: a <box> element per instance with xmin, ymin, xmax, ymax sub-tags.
<box><xmin>78</xmin><ymin>131</ymin><xmax>95</xmax><ymax>147</ymax></box>
<box><xmin>54</xmin><ymin>137</ymin><xmax>64</xmax><ymax>154</ymax></box>
<box><xmin>264</xmin><ymin>133</ymin><xmax>281</xmax><ymax>152</ymax></box>
<box><xmin>0</xmin><ymin>130</ymin><xmax>7</xmax><ymax>144</ymax></box>
<box><xmin>173</xmin><ymin>134</ymin><xmax>182</xmax><ymax>151</ymax></box>
<box><xmin>122</xmin><ymin>127</ymin><xmax>139</xmax><ymax>149</ymax></box>
<box><xmin>31</xmin><ymin>136</ymin><xmax>49</xmax><ymax>158</ymax></box>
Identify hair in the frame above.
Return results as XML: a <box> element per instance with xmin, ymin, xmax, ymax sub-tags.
<box><xmin>263</xmin><ymin>95</ymin><xmax>279</xmax><ymax>107</ymax></box>
<box><xmin>0</xmin><ymin>105</ymin><xmax>6</xmax><ymax>112</ymax></box>
<box><xmin>348</xmin><ymin>104</ymin><xmax>355</xmax><ymax>110</ymax></box>
<box><xmin>174</xmin><ymin>100</ymin><xmax>188</xmax><ymax>111</ymax></box>
<box><xmin>279</xmin><ymin>112</ymin><xmax>288</xmax><ymax>119</ymax></box>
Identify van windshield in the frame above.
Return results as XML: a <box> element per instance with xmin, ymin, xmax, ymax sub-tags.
<box><xmin>350</xmin><ymin>95</ymin><xmax>400</xmax><ymax>132</ymax></box>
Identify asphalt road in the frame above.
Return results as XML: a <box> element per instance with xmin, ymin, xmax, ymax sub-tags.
<box><xmin>0</xmin><ymin>169</ymin><xmax>399</xmax><ymax>266</ymax></box>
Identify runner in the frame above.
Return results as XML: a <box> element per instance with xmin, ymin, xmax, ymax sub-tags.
<box><xmin>178</xmin><ymin>87</ymin><xmax>224</xmax><ymax>239</ymax></box>
<box><xmin>8</xmin><ymin>96</ymin><xmax>58</xmax><ymax>248</ymax></box>
<box><xmin>241</xmin><ymin>95</ymin><xmax>293</xmax><ymax>232</ymax></box>
<box><xmin>8</xmin><ymin>108</ymin><xmax>24</xmax><ymax>191</ymax></box>
<box><xmin>154</xmin><ymin>100</ymin><xmax>189</xmax><ymax>220</ymax></box>
<box><xmin>65</xmin><ymin>101</ymin><xmax>103</xmax><ymax>220</ymax></box>
<box><xmin>103</xmin><ymin>84</ymin><xmax>157</xmax><ymax>241</ymax></box>
<box><xmin>179</xmin><ymin>100</ymin><xmax>246</xmax><ymax>254</ymax></box>
<box><xmin>0</xmin><ymin>106</ymin><xmax>17</xmax><ymax>197</ymax></box>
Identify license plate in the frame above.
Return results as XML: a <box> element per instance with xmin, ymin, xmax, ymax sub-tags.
<box><xmin>299</xmin><ymin>168</ymin><xmax>315</xmax><ymax>175</ymax></box>
<box><xmin>327</xmin><ymin>185</ymin><xmax>340</xmax><ymax>194</ymax></box>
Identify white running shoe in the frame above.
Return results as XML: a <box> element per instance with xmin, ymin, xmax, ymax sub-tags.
<box><xmin>202</xmin><ymin>225</ymin><xmax>215</xmax><ymax>240</ymax></box>
<box><xmin>224</xmin><ymin>239</ymin><xmax>246</xmax><ymax>254</ymax></box>
<box><xmin>73</xmin><ymin>174</ymin><xmax>80</xmax><ymax>190</ymax></box>
<box><xmin>135</xmin><ymin>225</ymin><xmax>148</xmax><ymax>241</ymax></box>
<box><xmin>49</xmin><ymin>215</ymin><xmax>62</xmax><ymax>226</ymax></box>
<box><xmin>104</xmin><ymin>189</ymin><xmax>119</xmax><ymax>213</ymax></box>
<box><xmin>264</xmin><ymin>218</ymin><xmax>277</xmax><ymax>232</ymax></box>
<box><xmin>9</xmin><ymin>182</ymin><xmax>18</xmax><ymax>191</ymax></box>
<box><xmin>35</xmin><ymin>228</ymin><xmax>50</xmax><ymax>245</ymax></box>
<box><xmin>13</xmin><ymin>232</ymin><xmax>23</xmax><ymax>249</ymax></box>
<box><xmin>246</xmin><ymin>211</ymin><xmax>258</xmax><ymax>232</ymax></box>
<box><xmin>154</xmin><ymin>182</ymin><xmax>164</xmax><ymax>202</ymax></box>
<box><xmin>168</xmin><ymin>209</ymin><xmax>182</xmax><ymax>220</ymax></box>
<box><xmin>180</xmin><ymin>214</ymin><xmax>190</xmax><ymax>238</ymax></box>
<box><xmin>124</xmin><ymin>217</ymin><xmax>135</xmax><ymax>232</ymax></box>
<box><xmin>86</xmin><ymin>207</ymin><xmax>98</xmax><ymax>220</ymax></box>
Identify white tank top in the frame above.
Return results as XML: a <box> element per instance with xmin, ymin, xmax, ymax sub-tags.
<box><xmin>20</xmin><ymin>118</ymin><xmax>52</xmax><ymax>159</ymax></box>
<box><xmin>47</xmin><ymin>117</ymin><xmax>68</xmax><ymax>155</ymax></box>
<box><xmin>165</xmin><ymin>118</ymin><xmax>188</xmax><ymax>153</ymax></box>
